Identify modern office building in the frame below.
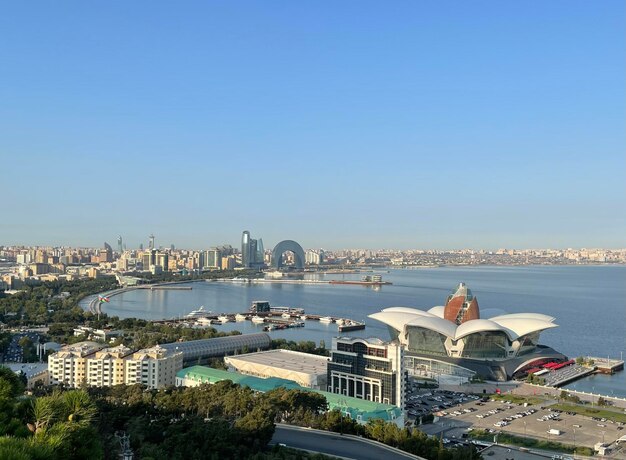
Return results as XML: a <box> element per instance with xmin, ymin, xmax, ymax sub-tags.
<box><xmin>327</xmin><ymin>337</ymin><xmax>405</xmax><ymax>408</ymax></box>
<box><xmin>176</xmin><ymin>366</ymin><xmax>404</xmax><ymax>426</ymax></box>
<box><xmin>225</xmin><ymin>349</ymin><xmax>329</xmax><ymax>389</ymax></box>
<box><xmin>241</xmin><ymin>230</ymin><xmax>264</xmax><ymax>269</ymax></box>
<box><xmin>369</xmin><ymin>282</ymin><xmax>566</xmax><ymax>381</ymax></box>
<box><xmin>204</xmin><ymin>248</ymin><xmax>222</xmax><ymax>269</ymax></box>
<box><xmin>160</xmin><ymin>333</ymin><xmax>272</xmax><ymax>365</ymax></box>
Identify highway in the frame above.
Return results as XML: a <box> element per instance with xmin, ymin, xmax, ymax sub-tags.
<box><xmin>271</xmin><ymin>424</ymin><xmax>424</xmax><ymax>460</ymax></box>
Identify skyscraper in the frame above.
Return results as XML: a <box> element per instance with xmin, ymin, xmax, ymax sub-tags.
<box><xmin>241</xmin><ymin>231</ymin><xmax>251</xmax><ymax>268</ymax></box>
<box><xmin>241</xmin><ymin>230</ymin><xmax>264</xmax><ymax>268</ymax></box>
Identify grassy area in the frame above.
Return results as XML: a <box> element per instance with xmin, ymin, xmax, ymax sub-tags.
<box><xmin>469</xmin><ymin>429</ymin><xmax>593</xmax><ymax>456</ymax></box>
<box><xmin>551</xmin><ymin>403</ymin><xmax>626</xmax><ymax>424</ymax></box>
<box><xmin>488</xmin><ymin>394</ymin><xmax>545</xmax><ymax>405</ymax></box>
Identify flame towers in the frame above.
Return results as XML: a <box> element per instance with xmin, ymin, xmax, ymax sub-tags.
<box><xmin>241</xmin><ymin>230</ymin><xmax>264</xmax><ymax>269</ymax></box>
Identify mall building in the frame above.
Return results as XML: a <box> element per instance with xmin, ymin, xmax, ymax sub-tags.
<box><xmin>369</xmin><ymin>283</ymin><xmax>566</xmax><ymax>381</ymax></box>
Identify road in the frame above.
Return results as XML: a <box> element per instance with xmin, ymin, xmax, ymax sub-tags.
<box><xmin>271</xmin><ymin>424</ymin><xmax>424</xmax><ymax>460</ymax></box>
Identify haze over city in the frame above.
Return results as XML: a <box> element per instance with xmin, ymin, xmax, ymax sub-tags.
<box><xmin>1</xmin><ymin>1</ymin><xmax>624</xmax><ymax>249</ymax></box>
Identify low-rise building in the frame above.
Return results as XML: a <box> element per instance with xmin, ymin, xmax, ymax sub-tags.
<box><xmin>2</xmin><ymin>363</ymin><xmax>49</xmax><ymax>389</ymax></box>
<box><xmin>225</xmin><ymin>349</ymin><xmax>329</xmax><ymax>389</ymax></box>
<box><xmin>161</xmin><ymin>333</ymin><xmax>271</xmax><ymax>365</ymax></box>
<box><xmin>176</xmin><ymin>365</ymin><xmax>403</xmax><ymax>426</ymax></box>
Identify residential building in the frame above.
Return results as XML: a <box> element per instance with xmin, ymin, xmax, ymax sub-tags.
<box><xmin>86</xmin><ymin>345</ymin><xmax>133</xmax><ymax>387</ymax></box>
<box><xmin>124</xmin><ymin>345</ymin><xmax>183</xmax><ymax>389</ymax></box>
<box><xmin>48</xmin><ymin>341</ymin><xmax>105</xmax><ymax>387</ymax></box>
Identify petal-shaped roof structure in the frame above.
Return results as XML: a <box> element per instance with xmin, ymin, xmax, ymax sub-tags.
<box><xmin>368</xmin><ymin>311</ymin><xmax>429</xmax><ymax>333</ymax></box>
<box><xmin>368</xmin><ymin>311</ymin><xmax>457</xmax><ymax>338</ymax></box>
<box><xmin>382</xmin><ymin>307</ymin><xmax>436</xmax><ymax>317</ymax></box>
<box><xmin>490</xmin><ymin>317</ymin><xmax>558</xmax><ymax>339</ymax></box>
<box><xmin>489</xmin><ymin>313</ymin><xmax>556</xmax><ymax>323</ymax></box>
<box><xmin>427</xmin><ymin>306</ymin><xmax>446</xmax><ymax>318</ymax></box>
<box><xmin>454</xmin><ymin>319</ymin><xmax>511</xmax><ymax>340</ymax></box>
<box><xmin>405</xmin><ymin>315</ymin><xmax>457</xmax><ymax>338</ymax></box>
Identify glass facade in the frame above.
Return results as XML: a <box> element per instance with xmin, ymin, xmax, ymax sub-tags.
<box><xmin>461</xmin><ymin>331</ymin><xmax>509</xmax><ymax>358</ymax></box>
<box><xmin>406</xmin><ymin>326</ymin><xmax>448</xmax><ymax>356</ymax></box>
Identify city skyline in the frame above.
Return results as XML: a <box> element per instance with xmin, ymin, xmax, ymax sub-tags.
<box><xmin>1</xmin><ymin>2</ymin><xmax>624</xmax><ymax>249</ymax></box>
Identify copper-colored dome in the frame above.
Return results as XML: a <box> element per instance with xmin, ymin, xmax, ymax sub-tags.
<box><xmin>443</xmin><ymin>282</ymin><xmax>480</xmax><ymax>324</ymax></box>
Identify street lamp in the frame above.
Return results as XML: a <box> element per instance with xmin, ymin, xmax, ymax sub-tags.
<box><xmin>573</xmin><ymin>427</ymin><xmax>576</xmax><ymax>443</ymax></box>
<box><xmin>523</xmin><ymin>421</ymin><xmax>527</xmax><ymax>437</ymax></box>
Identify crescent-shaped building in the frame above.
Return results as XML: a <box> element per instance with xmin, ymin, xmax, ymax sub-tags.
<box><xmin>368</xmin><ymin>283</ymin><xmax>566</xmax><ymax>381</ymax></box>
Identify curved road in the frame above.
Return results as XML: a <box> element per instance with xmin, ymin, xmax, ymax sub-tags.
<box><xmin>271</xmin><ymin>424</ymin><xmax>425</xmax><ymax>460</ymax></box>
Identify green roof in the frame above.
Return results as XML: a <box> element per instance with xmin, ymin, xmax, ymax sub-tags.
<box><xmin>177</xmin><ymin>366</ymin><xmax>402</xmax><ymax>423</ymax></box>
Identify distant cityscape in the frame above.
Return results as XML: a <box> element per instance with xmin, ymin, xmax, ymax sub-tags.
<box><xmin>1</xmin><ymin>231</ymin><xmax>625</xmax><ymax>290</ymax></box>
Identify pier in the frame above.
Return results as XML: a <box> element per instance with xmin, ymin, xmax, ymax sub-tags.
<box><xmin>589</xmin><ymin>357</ymin><xmax>625</xmax><ymax>374</ymax></box>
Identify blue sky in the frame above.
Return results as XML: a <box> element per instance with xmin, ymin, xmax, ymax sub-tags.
<box><xmin>1</xmin><ymin>1</ymin><xmax>624</xmax><ymax>250</ymax></box>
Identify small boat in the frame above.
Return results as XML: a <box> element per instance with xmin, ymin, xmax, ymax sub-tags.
<box><xmin>217</xmin><ymin>315</ymin><xmax>232</xmax><ymax>323</ymax></box>
<box><xmin>338</xmin><ymin>320</ymin><xmax>366</xmax><ymax>332</ymax></box>
<box><xmin>251</xmin><ymin>316</ymin><xmax>265</xmax><ymax>324</ymax></box>
<box><xmin>319</xmin><ymin>316</ymin><xmax>334</xmax><ymax>324</ymax></box>
<box><xmin>281</xmin><ymin>313</ymin><xmax>292</xmax><ymax>319</ymax></box>
<box><xmin>300</xmin><ymin>314</ymin><xmax>308</xmax><ymax>320</ymax></box>
<box><xmin>196</xmin><ymin>317</ymin><xmax>214</xmax><ymax>326</ymax></box>
<box><xmin>235</xmin><ymin>313</ymin><xmax>247</xmax><ymax>321</ymax></box>
<box><xmin>336</xmin><ymin>318</ymin><xmax>346</xmax><ymax>326</ymax></box>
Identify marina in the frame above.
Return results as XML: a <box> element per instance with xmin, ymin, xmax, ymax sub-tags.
<box><xmin>86</xmin><ymin>265</ymin><xmax>626</xmax><ymax>398</ymax></box>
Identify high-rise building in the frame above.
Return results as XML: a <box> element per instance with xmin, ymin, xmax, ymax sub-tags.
<box><xmin>204</xmin><ymin>248</ymin><xmax>222</xmax><ymax>269</ymax></box>
<box><xmin>241</xmin><ymin>230</ymin><xmax>264</xmax><ymax>269</ymax></box>
<box><xmin>241</xmin><ymin>231</ymin><xmax>251</xmax><ymax>267</ymax></box>
<box><xmin>117</xmin><ymin>236</ymin><xmax>123</xmax><ymax>254</ymax></box>
<box><xmin>155</xmin><ymin>252</ymin><xmax>169</xmax><ymax>272</ymax></box>
<box><xmin>327</xmin><ymin>337</ymin><xmax>405</xmax><ymax>409</ymax></box>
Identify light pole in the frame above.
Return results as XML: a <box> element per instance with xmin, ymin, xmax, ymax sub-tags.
<box><xmin>524</xmin><ymin>421</ymin><xmax>527</xmax><ymax>437</ymax></box>
<box><xmin>601</xmin><ymin>430</ymin><xmax>606</xmax><ymax>445</ymax></box>
<box><xmin>573</xmin><ymin>427</ymin><xmax>576</xmax><ymax>444</ymax></box>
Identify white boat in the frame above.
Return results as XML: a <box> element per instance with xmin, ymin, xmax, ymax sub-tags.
<box><xmin>319</xmin><ymin>316</ymin><xmax>334</xmax><ymax>323</ymax></box>
<box><xmin>251</xmin><ymin>316</ymin><xmax>265</xmax><ymax>324</ymax></box>
<box><xmin>235</xmin><ymin>314</ymin><xmax>247</xmax><ymax>321</ymax></box>
<box><xmin>196</xmin><ymin>317</ymin><xmax>214</xmax><ymax>326</ymax></box>
<box><xmin>185</xmin><ymin>306</ymin><xmax>211</xmax><ymax>319</ymax></box>
<box><xmin>300</xmin><ymin>314</ymin><xmax>308</xmax><ymax>320</ymax></box>
<box><xmin>217</xmin><ymin>315</ymin><xmax>232</xmax><ymax>323</ymax></box>
<box><xmin>336</xmin><ymin>318</ymin><xmax>346</xmax><ymax>326</ymax></box>
<box><xmin>281</xmin><ymin>313</ymin><xmax>292</xmax><ymax>319</ymax></box>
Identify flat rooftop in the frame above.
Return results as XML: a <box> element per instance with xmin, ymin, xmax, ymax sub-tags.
<box><xmin>226</xmin><ymin>349</ymin><xmax>329</xmax><ymax>375</ymax></box>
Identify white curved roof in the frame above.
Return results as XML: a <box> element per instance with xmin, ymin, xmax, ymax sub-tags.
<box><xmin>406</xmin><ymin>315</ymin><xmax>458</xmax><ymax>338</ymax></box>
<box><xmin>490</xmin><ymin>317</ymin><xmax>558</xmax><ymax>339</ymax></box>
<box><xmin>368</xmin><ymin>311</ymin><xmax>428</xmax><ymax>333</ymax></box>
<box><xmin>455</xmin><ymin>319</ymin><xmax>511</xmax><ymax>340</ymax></box>
<box><xmin>427</xmin><ymin>306</ymin><xmax>446</xmax><ymax>318</ymax></box>
<box><xmin>382</xmin><ymin>307</ymin><xmax>436</xmax><ymax>317</ymax></box>
<box><xmin>369</xmin><ymin>308</ymin><xmax>558</xmax><ymax>341</ymax></box>
<box><xmin>489</xmin><ymin>313</ymin><xmax>556</xmax><ymax>323</ymax></box>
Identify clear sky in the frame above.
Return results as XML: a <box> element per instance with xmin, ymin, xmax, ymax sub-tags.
<box><xmin>1</xmin><ymin>1</ymin><xmax>624</xmax><ymax>250</ymax></box>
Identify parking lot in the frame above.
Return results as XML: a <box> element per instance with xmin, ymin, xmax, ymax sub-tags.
<box><xmin>440</xmin><ymin>397</ymin><xmax>625</xmax><ymax>450</ymax></box>
<box><xmin>404</xmin><ymin>384</ymin><xmax>481</xmax><ymax>423</ymax></box>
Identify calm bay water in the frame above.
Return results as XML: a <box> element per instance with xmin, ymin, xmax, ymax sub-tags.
<box><xmin>96</xmin><ymin>265</ymin><xmax>626</xmax><ymax>397</ymax></box>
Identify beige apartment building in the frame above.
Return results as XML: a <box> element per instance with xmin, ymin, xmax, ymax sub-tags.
<box><xmin>48</xmin><ymin>341</ymin><xmax>104</xmax><ymax>387</ymax></box>
<box><xmin>125</xmin><ymin>345</ymin><xmax>183</xmax><ymax>389</ymax></box>
<box><xmin>86</xmin><ymin>345</ymin><xmax>133</xmax><ymax>387</ymax></box>
<box><xmin>49</xmin><ymin>342</ymin><xmax>183</xmax><ymax>389</ymax></box>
